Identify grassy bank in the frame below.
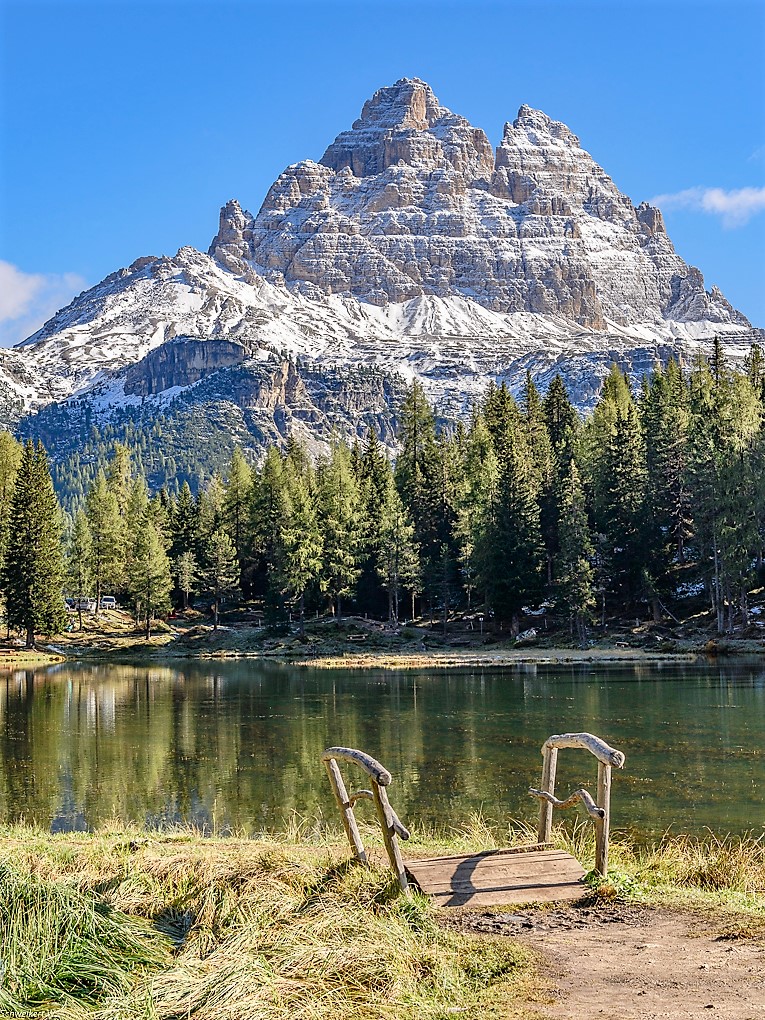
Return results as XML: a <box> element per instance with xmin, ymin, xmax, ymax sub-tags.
<box><xmin>1</xmin><ymin>820</ymin><xmax>764</xmax><ymax>1018</ymax></box>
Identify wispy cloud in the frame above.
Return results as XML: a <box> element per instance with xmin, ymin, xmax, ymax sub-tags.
<box><xmin>649</xmin><ymin>186</ymin><xmax>765</xmax><ymax>228</ymax></box>
<box><xmin>0</xmin><ymin>261</ymin><xmax>86</xmax><ymax>348</ymax></box>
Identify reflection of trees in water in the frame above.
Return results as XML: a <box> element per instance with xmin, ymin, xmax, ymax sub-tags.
<box><xmin>1</xmin><ymin>661</ymin><xmax>764</xmax><ymax>835</ymax></box>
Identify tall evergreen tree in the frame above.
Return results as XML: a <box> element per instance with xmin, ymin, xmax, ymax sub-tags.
<box><xmin>85</xmin><ymin>470</ymin><xmax>123</xmax><ymax>614</ymax></box>
<box><xmin>171</xmin><ymin>481</ymin><xmax>198</xmax><ymax>559</ymax></box>
<box><xmin>127</xmin><ymin>513</ymin><xmax>173</xmax><ymax>639</ymax></box>
<box><xmin>3</xmin><ymin>442</ymin><xmax>68</xmax><ymax>646</ymax></box>
<box><xmin>376</xmin><ymin>477</ymin><xmax>420</xmax><ymax>623</ymax></box>
<box><xmin>222</xmin><ymin>446</ymin><xmax>253</xmax><ymax>587</ymax></box>
<box><xmin>280</xmin><ymin>458</ymin><xmax>323</xmax><ymax>634</ymax></box>
<box><xmin>67</xmin><ymin>510</ymin><xmax>93</xmax><ymax>630</ymax></box>
<box><xmin>476</xmin><ymin>421</ymin><xmax>544</xmax><ymax>635</ymax></box>
<box><xmin>0</xmin><ymin>431</ymin><xmax>22</xmax><ymax>619</ymax></box>
<box><xmin>640</xmin><ymin>359</ymin><xmax>692</xmax><ymax>609</ymax></box>
<box><xmin>556</xmin><ymin>461</ymin><xmax>595</xmax><ymax>643</ymax></box>
<box><xmin>174</xmin><ymin>550</ymin><xmax>197</xmax><ymax>610</ymax></box>
<box><xmin>454</xmin><ymin>410</ymin><xmax>498</xmax><ymax>609</ymax></box>
<box><xmin>318</xmin><ymin>443</ymin><xmax>362</xmax><ymax>619</ymax></box>
<box><xmin>200</xmin><ymin>529</ymin><xmax>239</xmax><ymax>629</ymax></box>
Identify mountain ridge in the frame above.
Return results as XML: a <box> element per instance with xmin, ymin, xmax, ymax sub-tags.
<box><xmin>2</xmin><ymin>77</ymin><xmax>759</xmax><ymax>471</ymax></box>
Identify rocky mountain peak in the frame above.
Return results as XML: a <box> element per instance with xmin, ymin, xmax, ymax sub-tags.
<box><xmin>319</xmin><ymin>77</ymin><xmax>494</xmax><ymax>178</ymax></box>
<box><xmin>352</xmin><ymin>77</ymin><xmax>445</xmax><ymax>132</ymax></box>
<box><xmin>507</xmin><ymin>105</ymin><xmax>581</xmax><ymax>148</ymax></box>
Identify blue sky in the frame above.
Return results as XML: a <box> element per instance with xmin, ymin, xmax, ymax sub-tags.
<box><xmin>1</xmin><ymin>0</ymin><xmax>763</xmax><ymax>345</ymax></box>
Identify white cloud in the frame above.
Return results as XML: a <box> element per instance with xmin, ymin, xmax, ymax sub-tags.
<box><xmin>0</xmin><ymin>261</ymin><xmax>87</xmax><ymax>348</ymax></box>
<box><xmin>649</xmin><ymin>186</ymin><xmax>765</xmax><ymax>228</ymax></box>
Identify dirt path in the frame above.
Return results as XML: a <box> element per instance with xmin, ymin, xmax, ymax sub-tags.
<box><xmin>460</xmin><ymin>905</ymin><xmax>765</xmax><ymax>1019</ymax></box>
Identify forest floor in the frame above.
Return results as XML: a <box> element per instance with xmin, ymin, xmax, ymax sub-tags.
<box><xmin>1</xmin><ymin>824</ymin><xmax>764</xmax><ymax>1019</ymax></box>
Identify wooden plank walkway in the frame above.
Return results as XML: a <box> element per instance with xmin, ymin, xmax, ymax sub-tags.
<box><xmin>405</xmin><ymin>844</ymin><xmax>586</xmax><ymax>907</ymax></box>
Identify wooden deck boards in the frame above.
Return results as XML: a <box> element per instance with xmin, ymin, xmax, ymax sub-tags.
<box><xmin>405</xmin><ymin>845</ymin><xmax>587</xmax><ymax>907</ymax></box>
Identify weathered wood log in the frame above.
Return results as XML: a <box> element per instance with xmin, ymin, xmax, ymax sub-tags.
<box><xmin>528</xmin><ymin>786</ymin><xmax>605</xmax><ymax>820</ymax></box>
<box><xmin>322</xmin><ymin>747</ymin><xmax>392</xmax><ymax>785</ymax></box>
<box><xmin>595</xmin><ymin>760</ymin><xmax>611</xmax><ymax>876</ymax></box>
<box><xmin>323</xmin><ymin>757</ymin><xmax>367</xmax><ymax>864</ymax></box>
<box><xmin>542</xmin><ymin>733</ymin><xmax>625</xmax><ymax>769</ymax></box>
<box><xmin>372</xmin><ymin>781</ymin><xmax>411</xmax><ymax>896</ymax></box>
<box><xmin>537</xmin><ymin>745</ymin><xmax>558</xmax><ymax>844</ymax></box>
<box><xmin>349</xmin><ymin>789</ymin><xmax>411</xmax><ymax>838</ymax></box>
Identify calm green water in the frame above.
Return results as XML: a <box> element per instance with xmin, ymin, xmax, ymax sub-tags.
<box><xmin>1</xmin><ymin>659</ymin><xmax>764</xmax><ymax>839</ymax></box>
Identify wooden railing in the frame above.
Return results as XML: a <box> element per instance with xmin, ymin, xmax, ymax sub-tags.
<box><xmin>528</xmin><ymin>732</ymin><xmax>625</xmax><ymax>877</ymax></box>
<box><xmin>322</xmin><ymin>746</ymin><xmax>411</xmax><ymax>895</ymax></box>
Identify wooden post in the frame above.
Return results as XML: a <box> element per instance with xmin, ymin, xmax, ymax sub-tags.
<box><xmin>372</xmin><ymin>780</ymin><xmax>411</xmax><ymax>896</ymax></box>
<box><xmin>324</xmin><ymin>757</ymin><xmax>367</xmax><ymax>864</ymax></box>
<box><xmin>595</xmin><ymin>761</ymin><xmax>611</xmax><ymax>876</ymax></box>
<box><xmin>537</xmin><ymin>745</ymin><xmax>558</xmax><ymax>844</ymax></box>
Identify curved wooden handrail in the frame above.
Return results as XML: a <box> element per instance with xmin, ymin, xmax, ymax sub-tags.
<box><xmin>322</xmin><ymin>747</ymin><xmax>392</xmax><ymax>786</ymax></box>
<box><xmin>528</xmin><ymin>786</ymin><xmax>605</xmax><ymax>821</ymax></box>
<box><xmin>542</xmin><ymin>732</ymin><xmax>626</xmax><ymax>769</ymax></box>
<box><xmin>322</xmin><ymin>745</ymin><xmax>410</xmax><ymax>894</ymax></box>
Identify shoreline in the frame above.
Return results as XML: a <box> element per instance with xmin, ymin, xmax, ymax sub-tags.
<box><xmin>1</xmin><ymin>641</ymin><xmax>752</xmax><ymax>670</ymax></box>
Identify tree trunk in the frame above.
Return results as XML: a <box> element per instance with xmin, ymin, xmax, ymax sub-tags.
<box><xmin>25</xmin><ymin>626</ymin><xmax>34</xmax><ymax>649</ymax></box>
<box><xmin>213</xmin><ymin>597</ymin><xmax>220</xmax><ymax>630</ymax></box>
<box><xmin>511</xmin><ymin>612</ymin><xmax>520</xmax><ymax>638</ymax></box>
<box><xmin>145</xmin><ymin>613</ymin><xmax>151</xmax><ymax>641</ymax></box>
<box><xmin>299</xmin><ymin>593</ymin><xmax>305</xmax><ymax>636</ymax></box>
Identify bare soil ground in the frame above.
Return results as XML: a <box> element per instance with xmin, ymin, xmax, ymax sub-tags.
<box><xmin>457</xmin><ymin>905</ymin><xmax>765</xmax><ymax>1019</ymax></box>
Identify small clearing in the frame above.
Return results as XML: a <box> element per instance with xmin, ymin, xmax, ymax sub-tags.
<box><xmin>457</xmin><ymin>905</ymin><xmax>765</xmax><ymax>1019</ymax></box>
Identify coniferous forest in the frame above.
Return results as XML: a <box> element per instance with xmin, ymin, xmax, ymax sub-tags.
<box><xmin>2</xmin><ymin>344</ymin><xmax>764</xmax><ymax>647</ymax></box>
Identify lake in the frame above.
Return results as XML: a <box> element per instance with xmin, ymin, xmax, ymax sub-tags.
<box><xmin>1</xmin><ymin>658</ymin><xmax>764</xmax><ymax>839</ymax></box>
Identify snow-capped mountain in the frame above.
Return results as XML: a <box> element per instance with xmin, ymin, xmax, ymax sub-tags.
<box><xmin>5</xmin><ymin>78</ymin><xmax>760</xmax><ymax>456</ymax></box>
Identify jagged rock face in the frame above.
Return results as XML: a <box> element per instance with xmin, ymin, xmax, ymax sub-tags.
<box><xmin>123</xmin><ymin>338</ymin><xmax>246</xmax><ymax>396</ymax></box>
<box><xmin>209</xmin><ymin>79</ymin><xmax>746</xmax><ymax>330</ymax></box>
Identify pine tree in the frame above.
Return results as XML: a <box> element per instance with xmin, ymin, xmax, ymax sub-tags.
<box><xmin>85</xmin><ymin>470</ymin><xmax>123</xmax><ymax>614</ymax></box>
<box><xmin>127</xmin><ymin>513</ymin><xmax>173</xmax><ymax>639</ymax></box>
<box><xmin>171</xmin><ymin>481</ymin><xmax>198</xmax><ymax>559</ymax></box>
<box><xmin>640</xmin><ymin>359</ymin><xmax>691</xmax><ymax>609</ymax></box>
<box><xmin>556</xmin><ymin>461</ymin><xmax>595</xmax><ymax>644</ymax></box>
<box><xmin>174</xmin><ymin>550</ymin><xmax>197</xmax><ymax>609</ymax></box>
<box><xmin>376</xmin><ymin>477</ymin><xmax>420</xmax><ymax>623</ymax></box>
<box><xmin>395</xmin><ymin>380</ymin><xmax>438</xmax><ymax>546</ymax></box>
<box><xmin>200</xmin><ymin>529</ymin><xmax>239</xmax><ymax>629</ymax></box>
<box><xmin>251</xmin><ymin>446</ymin><xmax>287</xmax><ymax>606</ymax></box>
<box><xmin>280</xmin><ymin>458</ymin><xmax>322</xmax><ymax>634</ymax></box>
<box><xmin>355</xmin><ymin>428</ymin><xmax>392</xmax><ymax>616</ymax></box>
<box><xmin>597</xmin><ymin>402</ymin><xmax>648</xmax><ymax>608</ymax></box>
<box><xmin>0</xmin><ymin>431</ymin><xmax>21</xmax><ymax>619</ymax></box>
<box><xmin>222</xmin><ymin>446</ymin><xmax>253</xmax><ymax>585</ymax></box>
<box><xmin>67</xmin><ymin>510</ymin><xmax>93</xmax><ymax>630</ymax></box>
<box><xmin>318</xmin><ymin>443</ymin><xmax>361</xmax><ymax>619</ymax></box>
<box><xmin>3</xmin><ymin>441</ymin><xmax>68</xmax><ymax>646</ymax></box>
<box><xmin>476</xmin><ymin>422</ymin><xmax>544</xmax><ymax>635</ymax></box>
<box><xmin>687</xmin><ymin>354</ymin><xmax>762</xmax><ymax>632</ymax></box>
<box><xmin>454</xmin><ymin>410</ymin><xmax>498</xmax><ymax>609</ymax></box>
<box><xmin>521</xmin><ymin>371</ymin><xmax>552</xmax><ymax>497</ymax></box>
<box><xmin>543</xmin><ymin>374</ymin><xmax>580</xmax><ymax>459</ymax></box>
